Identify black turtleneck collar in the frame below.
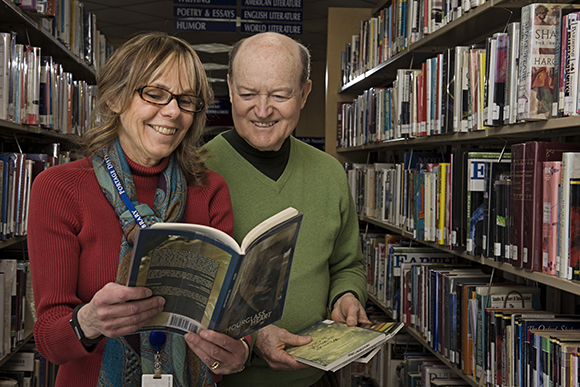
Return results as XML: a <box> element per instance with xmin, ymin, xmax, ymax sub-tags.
<box><xmin>222</xmin><ymin>129</ymin><xmax>290</xmax><ymax>181</ymax></box>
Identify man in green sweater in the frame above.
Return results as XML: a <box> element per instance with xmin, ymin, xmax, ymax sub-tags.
<box><xmin>203</xmin><ymin>32</ymin><xmax>369</xmax><ymax>387</ymax></box>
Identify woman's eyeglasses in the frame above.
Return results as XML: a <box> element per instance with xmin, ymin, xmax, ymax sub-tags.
<box><xmin>137</xmin><ymin>85</ymin><xmax>205</xmax><ymax>113</ymax></box>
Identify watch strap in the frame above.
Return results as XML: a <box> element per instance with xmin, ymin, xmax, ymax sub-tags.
<box><xmin>69</xmin><ymin>303</ymin><xmax>105</xmax><ymax>346</ymax></box>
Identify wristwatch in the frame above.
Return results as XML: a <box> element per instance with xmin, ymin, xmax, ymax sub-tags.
<box><xmin>69</xmin><ymin>303</ymin><xmax>105</xmax><ymax>346</ymax></box>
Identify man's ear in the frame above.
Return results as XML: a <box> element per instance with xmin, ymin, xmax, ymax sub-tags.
<box><xmin>300</xmin><ymin>80</ymin><xmax>312</xmax><ymax>109</ymax></box>
<box><xmin>227</xmin><ymin>74</ymin><xmax>234</xmax><ymax>103</ymax></box>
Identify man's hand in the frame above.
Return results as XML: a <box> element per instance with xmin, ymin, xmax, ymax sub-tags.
<box><xmin>185</xmin><ymin>330</ymin><xmax>248</xmax><ymax>375</ymax></box>
<box><xmin>330</xmin><ymin>293</ymin><xmax>371</xmax><ymax>326</ymax></box>
<box><xmin>254</xmin><ymin>325</ymin><xmax>312</xmax><ymax>371</ymax></box>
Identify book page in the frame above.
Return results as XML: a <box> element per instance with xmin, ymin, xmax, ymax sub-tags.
<box><xmin>240</xmin><ymin>207</ymin><xmax>299</xmax><ymax>252</ymax></box>
<box><xmin>127</xmin><ymin>228</ymin><xmax>239</xmax><ymax>335</ymax></box>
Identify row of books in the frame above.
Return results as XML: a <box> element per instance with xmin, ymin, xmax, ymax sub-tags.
<box><xmin>348</xmin><ymin>143</ymin><xmax>580</xmax><ymax>278</ymax></box>
<box><xmin>1</xmin><ymin>146</ymin><xmax>70</xmax><ymax>241</ymax></box>
<box><xmin>363</xmin><ymin>236</ymin><xmax>580</xmax><ymax>387</ymax></box>
<box><xmin>15</xmin><ymin>0</ymin><xmax>113</xmax><ymax>71</ymax></box>
<box><xmin>0</xmin><ymin>340</ymin><xmax>57</xmax><ymax>387</ymax></box>
<box><xmin>338</xmin><ymin>3</ymin><xmax>580</xmax><ymax>148</ymax></box>
<box><xmin>0</xmin><ymin>259</ymin><xmax>31</xmax><ymax>359</ymax></box>
<box><xmin>0</xmin><ymin>32</ymin><xmax>98</xmax><ymax>134</ymax></box>
<box><xmin>340</xmin><ymin>0</ymin><xmax>489</xmax><ymax>85</ymax></box>
<box><xmin>370</xmin><ymin>252</ymin><xmax>545</xmax><ymax>384</ymax></box>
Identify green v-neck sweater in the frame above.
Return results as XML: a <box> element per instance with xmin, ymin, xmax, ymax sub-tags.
<box><xmin>203</xmin><ymin>134</ymin><xmax>367</xmax><ymax>387</ymax></box>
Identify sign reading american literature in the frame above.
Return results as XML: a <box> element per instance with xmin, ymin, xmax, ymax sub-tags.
<box><xmin>242</xmin><ymin>9</ymin><xmax>302</xmax><ymax>22</ymax></box>
<box><xmin>174</xmin><ymin>19</ymin><xmax>236</xmax><ymax>32</ymax></box>
<box><xmin>242</xmin><ymin>0</ymin><xmax>303</xmax><ymax>8</ymax></box>
<box><xmin>174</xmin><ymin>0</ymin><xmax>236</xmax><ymax>5</ymax></box>
<box><xmin>241</xmin><ymin>22</ymin><xmax>302</xmax><ymax>35</ymax></box>
<box><xmin>174</xmin><ymin>7</ymin><xmax>236</xmax><ymax>19</ymax></box>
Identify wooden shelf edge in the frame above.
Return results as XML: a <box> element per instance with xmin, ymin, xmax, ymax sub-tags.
<box><xmin>404</xmin><ymin>326</ymin><xmax>479</xmax><ymax>387</ymax></box>
<box><xmin>337</xmin><ymin>116</ymin><xmax>580</xmax><ymax>153</ymax></box>
<box><xmin>359</xmin><ymin>215</ymin><xmax>580</xmax><ymax>296</ymax></box>
<box><xmin>0</xmin><ymin>236</ymin><xmax>27</xmax><ymax>249</ymax></box>
<box><xmin>366</xmin><ymin>294</ymin><xmax>478</xmax><ymax>386</ymax></box>
<box><xmin>0</xmin><ymin>330</ymin><xmax>34</xmax><ymax>367</ymax></box>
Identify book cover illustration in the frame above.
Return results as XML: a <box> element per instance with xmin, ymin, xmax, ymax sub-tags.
<box><xmin>285</xmin><ymin>319</ymin><xmax>404</xmax><ymax>372</ymax></box>
<box><xmin>125</xmin><ymin>207</ymin><xmax>303</xmax><ymax>339</ymax></box>
<box><xmin>517</xmin><ymin>3</ymin><xmax>562</xmax><ymax>121</ymax></box>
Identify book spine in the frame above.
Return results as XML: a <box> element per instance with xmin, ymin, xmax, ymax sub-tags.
<box><xmin>469</xmin><ymin>48</ymin><xmax>483</xmax><ymax>130</ymax></box>
<box><xmin>492</xmin><ymin>33</ymin><xmax>508</xmax><ymax>126</ymax></box>
<box><xmin>568</xmin><ymin>178</ymin><xmax>580</xmax><ymax>280</ymax></box>
<box><xmin>542</xmin><ymin>161</ymin><xmax>561</xmax><ymax>275</ymax></box>
<box><xmin>510</xmin><ymin>143</ymin><xmax>525</xmax><ymax>268</ymax></box>
<box><xmin>507</xmin><ymin>22</ymin><xmax>521</xmax><ymax>124</ymax></box>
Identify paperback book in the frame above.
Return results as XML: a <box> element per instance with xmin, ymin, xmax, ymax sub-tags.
<box><xmin>125</xmin><ymin>207</ymin><xmax>303</xmax><ymax>339</ymax></box>
<box><xmin>285</xmin><ymin>319</ymin><xmax>405</xmax><ymax>372</ymax></box>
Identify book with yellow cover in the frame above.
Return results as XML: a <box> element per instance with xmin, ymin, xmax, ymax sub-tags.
<box><xmin>285</xmin><ymin>320</ymin><xmax>404</xmax><ymax>372</ymax></box>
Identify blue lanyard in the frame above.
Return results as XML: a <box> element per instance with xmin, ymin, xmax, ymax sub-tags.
<box><xmin>104</xmin><ymin>151</ymin><xmax>147</xmax><ymax>229</ymax></box>
<box><xmin>103</xmin><ymin>150</ymin><xmax>167</xmax><ymax>351</ymax></box>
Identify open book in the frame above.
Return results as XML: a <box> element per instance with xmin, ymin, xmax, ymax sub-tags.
<box><xmin>285</xmin><ymin>319</ymin><xmax>404</xmax><ymax>372</ymax></box>
<box><xmin>126</xmin><ymin>207</ymin><xmax>303</xmax><ymax>339</ymax></box>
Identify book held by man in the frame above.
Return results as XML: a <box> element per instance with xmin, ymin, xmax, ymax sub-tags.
<box><xmin>285</xmin><ymin>319</ymin><xmax>405</xmax><ymax>372</ymax></box>
<box><xmin>126</xmin><ymin>207</ymin><xmax>303</xmax><ymax>339</ymax></box>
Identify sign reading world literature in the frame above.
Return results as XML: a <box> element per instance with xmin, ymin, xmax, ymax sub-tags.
<box><xmin>174</xmin><ymin>0</ymin><xmax>236</xmax><ymax>5</ymax></box>
<box><xmin>174</xmin><ymin>7</ymin><xmax>236</xmax><ymax>19</ymax></box>
<box><xmin>241</xmin><ymin>22</ymin><xmax>302</xmax><ymax>35</ymax></box>
<box><xmin>241</xmin><ymin>0</ymin><xmax>303</xmax><ymax>9</ymax></box>
<box><xmin>174</xmin><ymin>19</ymin><xmax>236</xmax><ymax>32</ymax></box>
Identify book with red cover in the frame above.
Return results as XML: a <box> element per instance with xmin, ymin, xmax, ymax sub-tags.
<box><xmin>522</xmin><ymin>142</ymin><xmax>580</xmax><ymax>271</ymax></box>
<box><xmin>509</xmin><ymin>143</ymin><xmax>525</xmax><ymax>268</ymax></box>
<box><xmin>542</xmin><ymin>161</ymin><xmax>562</xmax><ymax>275</ymax></box>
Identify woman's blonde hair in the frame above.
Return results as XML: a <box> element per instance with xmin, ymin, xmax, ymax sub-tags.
<box><xmin>81</xmin><ymin>31</ymin><xmax>213</xmax><ymax>185</ymax></box>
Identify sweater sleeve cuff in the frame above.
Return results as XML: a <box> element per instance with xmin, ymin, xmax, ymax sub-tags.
<box><xmin>330</xmin><ymin>291</ymin><xmax>360</xmax><ymax>311</ymax></box>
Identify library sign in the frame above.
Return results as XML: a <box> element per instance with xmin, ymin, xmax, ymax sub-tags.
<box><xmin>173</xmin><ymin>0</ymin><xmax>303</xmax><ymax>35</ymax></box>
<box><xmin>241</xmin><ymin>0</ymin><xmax>302</xmax><ymax>35</ymax></box>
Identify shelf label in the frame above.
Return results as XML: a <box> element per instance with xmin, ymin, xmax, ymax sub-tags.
<box><xmin>241</xmin><ymin>0</ymin><xmax>303</xmax><ymax>9</ymax></box>
<box><xmin>174</xmin><ymin>19</ymin><xmax>236</xmax><ymax>32</ymax></box>
<box><xmin>241</xmin><ymin>22</ymin><xmax>302</xmax><ymax>35</ymax></box>
<box><xmin>174</xmin><ymin>7</ymin><xmax>236</xmax><ymax>19</ymax></box>
<box><xmin>241</xmin><ymin>9</ymin><xmax>302</xmax><ymax>22</ymax></box>
<box><xmin>174</xmin><ymin>0</ymin><xmax>236</xmax><ymax>5</ymax></box>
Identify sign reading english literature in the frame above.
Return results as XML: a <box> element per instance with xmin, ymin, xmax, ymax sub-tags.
<box><xmin>174</xmin><ymin>7</ymin><xmax>236</xmax><ymax>19</ymax></box>
<box><xmin>241</xmin><ymin>22</ymin><xmax>302</xmax><ymax>35</ymax></box>
<box><xmin>242</xmin><ymin>0</ymin><xmax>303</xmax><ymax>9</ymax></box>
<box><xmin>173</xmin><ymin>0</ymin><xmax>236</xmax><ymax>5</ymax></box>
<box><xmin>241</xmin><ymin>9</ymin><xmax>302</xmax><ymax>22</ymax></box>
<box><xmin>174</xmin><ymin>19</ymin><xmax>236</xmax><ymax>32</ymax></box>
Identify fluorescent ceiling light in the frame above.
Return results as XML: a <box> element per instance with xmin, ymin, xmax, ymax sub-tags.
<box><xmin>191</xmin><ymin>43</ymin><xmax>233</xmax><ymax>53</ymax></box>
<box><xmin>207</xmin><ymin>77</ymin><xmax>227</xmax><ymax>83</ymax></box>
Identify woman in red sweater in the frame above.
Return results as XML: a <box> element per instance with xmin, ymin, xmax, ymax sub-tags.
<box><xmin>27</xmin><ymin>32</ymin><xmax>248</xmax><ymax>386</ymax></box>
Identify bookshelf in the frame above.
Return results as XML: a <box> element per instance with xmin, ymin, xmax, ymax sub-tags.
<box><xmin>0</xmin><ymin>0</ymin><xmax>102</xmax><ymax>378</ymax></box>
<box><xmin>326</xmin><ymin>3</ymin><xmax>580</xmax><ymax>387</ymax></box>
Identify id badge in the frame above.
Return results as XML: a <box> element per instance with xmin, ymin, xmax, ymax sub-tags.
<box><xmin>142</xmin><ymin>374</ymin><xmax>173</xmax><ymax>387</ymax></box>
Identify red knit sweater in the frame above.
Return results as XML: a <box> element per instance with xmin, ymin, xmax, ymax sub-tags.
<box><xmin>27</xmin><ymin>156</ymin><xmax>233</xmax><ymax>387</ymax></box>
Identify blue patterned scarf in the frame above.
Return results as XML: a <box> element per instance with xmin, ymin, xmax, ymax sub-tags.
<box><xmin>93</xmin><ymin>139</ymin><xmax>214</xmax><ymax>387</ymax></box>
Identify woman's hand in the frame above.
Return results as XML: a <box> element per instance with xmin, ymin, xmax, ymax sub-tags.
<box><xmin>185</xmin><ymin>330</ymin><xmax>249</xmax><ymax>375</ymax></box>
<box><xmin>76</xmin><ymin>282</ymin><xmax>165</xmax><ymax>339</ymax></box>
